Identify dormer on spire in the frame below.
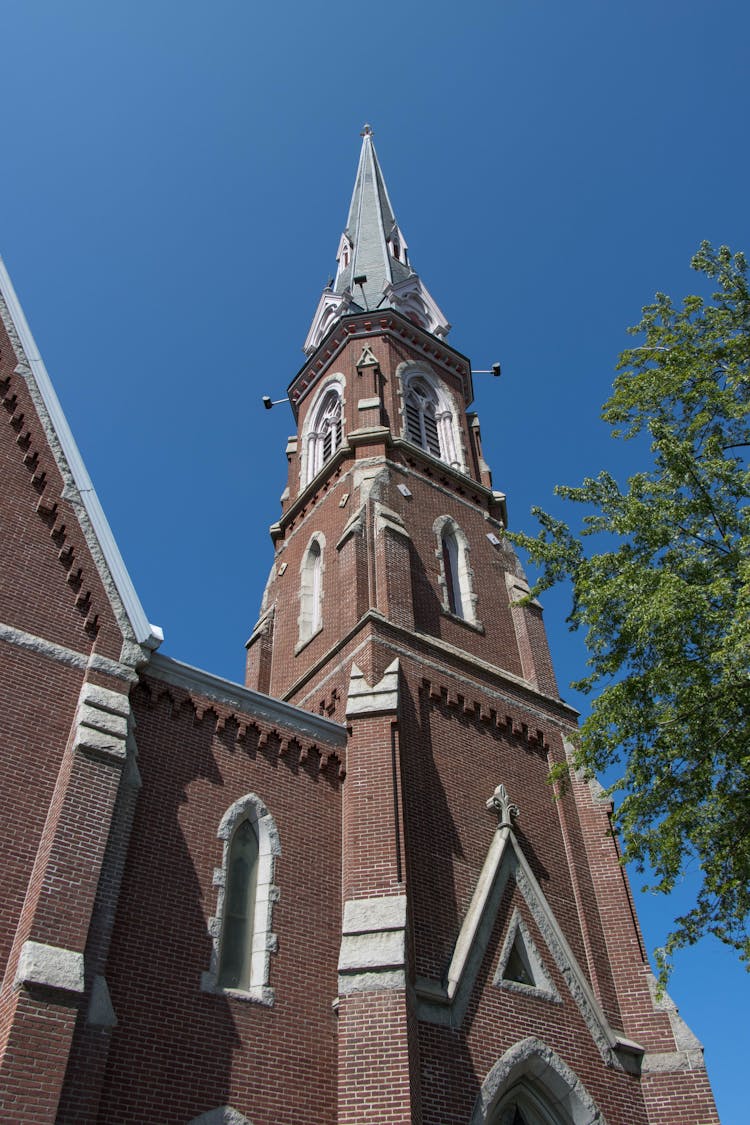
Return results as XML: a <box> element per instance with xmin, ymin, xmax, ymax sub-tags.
<box><xmin>303</xmin><ymin>127</ymin><xmax>450</xmax><ymax>355</ymax></box>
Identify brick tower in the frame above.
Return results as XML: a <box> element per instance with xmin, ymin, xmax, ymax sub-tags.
<box><xmin>0</xmin><ymin>127</ymin><xmax>718</xmax><ymax>1124</ymax></box>
<box><xmin>246</xmin><ymin>125</ymin><xmax>719</xmax><ymax>1125</ymax></box>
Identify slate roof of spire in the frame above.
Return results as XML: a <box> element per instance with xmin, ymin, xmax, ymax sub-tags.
<box><xmin>333</xmin><ymin>124</ymin><xmax>413</xmax><ymax>311</ymax></box>
<box><xmin>303</xmin><ymin>127</ymin><xmax>450</xmax><ymax>355</ymax></box>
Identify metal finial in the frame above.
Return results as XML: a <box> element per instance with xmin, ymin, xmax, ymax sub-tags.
<box><xmin>360</xmin><ymin>123</ymin><xmax>374</xmax><ymax>137</ymax></box>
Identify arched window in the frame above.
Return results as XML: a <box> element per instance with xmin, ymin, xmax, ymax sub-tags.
<box><xmin>298</xmin><ymin>534</ymin><xmax>324</xmax><ymax>646</ymax></box>
<box><xmin>435</xmin><ymin>517</ymin><xmax>477</xmax><ymax>625</ymax></box>
<box><xmin>470</xmin><ymin>1037</ymin><xmax>604</xmax><ymax>1125</ymax></box>
<box><xmin>305</xmin><ymin>385</ymin><xmax>343</xmax><ymax>483</ymax></box>
<box><xmin>442</xmin><ymin>526</ymin><xmax>464</xmax><ymax>617</ymax></box>
<box><xmin>405</xmin><ymin>377</ymin><xmax>441</xmax><ymax>456</ymax></box>
<box><xmin>218</xmin><ymin>817</ymin><xmax>259</xmax><ymax>990</ymax></box>
<box><xmin>401</xmin><ymin>369</ymin><xmax>462</xmax><ymax>468</ymax></box>
<box><xmin>202</xmin><ymin>793</ymin><xmax>281</xmax><ymax>1006</ymax></box>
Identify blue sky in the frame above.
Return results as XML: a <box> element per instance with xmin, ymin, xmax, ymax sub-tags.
<box><xmin>2</xmin><ymin>1</ymin><xmax>748</xmax><ymax>1119</ymax></box>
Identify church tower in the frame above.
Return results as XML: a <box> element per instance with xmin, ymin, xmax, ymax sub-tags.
<box><xmin>246</xmin><ymin>126</ymin><xmax>719</xmax><ymax>1125</ymax></box>
<box><xmin>0</xmin><ymin>127</ymin><xmax>719</xmax><ymax>1124</ymax></box>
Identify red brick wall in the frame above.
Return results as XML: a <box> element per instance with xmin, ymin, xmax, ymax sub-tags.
<box><xmin>89</xmin><ymin>676</ymin><xmax>343</xmax><ymax>1125</ymax></box>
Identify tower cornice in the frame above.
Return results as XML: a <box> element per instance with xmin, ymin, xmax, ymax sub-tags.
<box><xmin>288</xmin><ymin>309</ymin><xmax>474</xmax><ymax>418</ymax></box>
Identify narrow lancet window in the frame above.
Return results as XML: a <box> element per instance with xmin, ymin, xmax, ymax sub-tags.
<box><xmin>218</xmin><ymin>818</ymin><xmax>259</xmax><ymax>990</ymax></box>
<box><xmin>298</xmin><ymin>534</ymin><xmax>325</xmax><ymax>646</ymax></box>
<box><xmin>442</xmin><ymin>528</ymin><xmax>464</xmax><ymax>617</ymax></box>
<box><xmin>435</xmin><ymin>516</ymin><xmax>478</xmax><ymax>625</ymax></box>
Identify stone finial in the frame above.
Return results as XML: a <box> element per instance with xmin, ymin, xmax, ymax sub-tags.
<box><xmin>361</xmin><ymin>123</ymin><xmax>374</xmax><ymax>137</ymax></box>
<box><xmin>486</xmin><ymin>783</ymin><xmax>520</xmax><ymax>828</ymax></box>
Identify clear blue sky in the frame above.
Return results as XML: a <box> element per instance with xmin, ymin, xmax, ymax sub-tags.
<box><xmin>2</xmin><ymin>2</ymin><xmax>747</xmax><ymax>1119</ymax></box>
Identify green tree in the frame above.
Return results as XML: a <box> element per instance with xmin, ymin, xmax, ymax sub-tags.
<box><xmin>510</xmin><ymin>243</ymin><xmax>750</xmax><ymax>978</ymax></box>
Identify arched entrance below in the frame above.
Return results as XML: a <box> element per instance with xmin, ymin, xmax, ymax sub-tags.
<box><xmin>469</xmin><ymin>1037</ymin><xmax>606</xmax><ymax>1125</ymax></box>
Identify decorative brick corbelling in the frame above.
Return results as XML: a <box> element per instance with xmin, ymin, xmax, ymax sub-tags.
<box><xmin>0</xmin><ymin>265</ymin><xmax>159</xmax><ymax>651</ymax></box>
<box><xmin>147</xmin><ymin>652</ymin><xmax>346</xmax><ymax>750</ymax></box>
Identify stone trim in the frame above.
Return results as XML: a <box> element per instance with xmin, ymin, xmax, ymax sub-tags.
<box><xmin>470</xmin><ymin>1037</ymin><xmax>608</xmax><ymax>1125</ymax></box>
<box><xmin>286</xmin><ymin>613</ymin><xmax>579</xmax><ymax>727</ymax></box>
<box><xmin>188</xmin><ymin>1108</ymin><xmax>253</xmax><ymax>1125</ymax></box>
<box><xmin>346</xmin><ymin>659</ymin><xmax>399</xmax><ymax>717</ymax></box>
<box><xmin>73</xmin><ymin>682</ymin><xmax>131</xmax><ymax>765</ymax></box>
<box><xmin>15</xmin><ymin>940</ymin><xmax>85</xmax><ymax>995</ymax></box>
<box><xmin>433</xmin><ymin>514</ymin><xmax>481</xmax><ymax>627</ymax></box>
<box><xmin>415</xmin><ymin>783</ymin><xmax>643</xmax><ymax>1072</ymax></box>
<box><xmin>338</xmin><ymin>895</ymin><xmax>407</xmax><ymax>994</ymax></box>
<box><xmin>493</xmin><ymin>908</ymin><xmax>561</xmax><ymax>1004</ymax></box>
<box><xmin>640</xmin><ymin>973</ymin><xmax>706</xmax><ymax>1073</ymax></box>
<box><xmin>202</xmin><ymin>793</ymin><xmax>281</xmax><ymax>1006</ymax></box>
<box><xmin>0</xmin><ymin>620</ymin><xmax>137</xmax><ymax>683</ymax></box>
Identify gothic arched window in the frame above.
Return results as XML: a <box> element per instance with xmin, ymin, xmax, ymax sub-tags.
<box><xmin>402</xmin><ymin>370</ymin><xmax>461</xmax><ymax>468</ymax></box>
<box><xmin>305</xmin><ymin>385</ymin><xmax>343</xmax><ymax>483</ymax></box>
<box><xmin>298</xmin><ymin>534</ymin><xmax>325</xmax><ymax>646</ymax></box>
<box><xmin>218</xmin><ymin>817</ymin><xmax>259</xmax><ymax>990</ymax></box>
<box><xmin>442</xmin><ymin>525</ymin><xmax>464</xmax><ymax>617</ymax></box>
<box><xmin>405</xmin><ymin>377</ymin><xmax>441</xmax><ymax>457</ymax></box>
<box><xmin>435</xmin><ymin>516</ymin><xmax>477</xmax><ymax>625</ymax></box>
<box><xmin>202</xmin><ymin>793</ymin><xmax>281</xmax><ymax>1006</ymax></box>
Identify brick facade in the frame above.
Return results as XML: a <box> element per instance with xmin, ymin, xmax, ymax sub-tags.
<box><xmin>0</xmin><ymin>139</ymin><xmax>720</xmax><ymax>1122</ymax></box>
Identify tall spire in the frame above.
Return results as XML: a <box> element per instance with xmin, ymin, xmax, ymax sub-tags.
<box><xmin>303</xmin><ymin>126</ymin><xmax>450</xmax><ymax>355</ymax></box>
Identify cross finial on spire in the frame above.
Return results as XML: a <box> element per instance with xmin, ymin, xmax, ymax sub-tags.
<box><xmin>360</xmin><ymin>122</ymin><xmax>373</xmax><ymax>137</ymax></box>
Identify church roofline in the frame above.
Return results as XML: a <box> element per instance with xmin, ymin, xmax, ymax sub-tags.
<box><xmin>146</xmin><ymin>651</ymin><xmax>348</xmax><ymax>746</ymax></box>
<box><xmin>0</xmin><ymin>255</ymin><xmax>162</xmax><ymax>651</ymax></box>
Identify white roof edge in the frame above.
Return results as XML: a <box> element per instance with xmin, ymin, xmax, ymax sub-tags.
<box><xmin>0</xmin><ymin>254</ymin><xmax>161</xmax><ymax>649</ymax></box>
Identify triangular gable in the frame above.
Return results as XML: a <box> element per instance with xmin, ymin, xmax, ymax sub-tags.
<box><xmin>415</xmin><ymin>783</ymin><xmax>643</xmax><ymax>1074</ymax></box>
<box><xmin>0</xmin><ymin>255</ymin><xmax>161</xmax><ymax>659</ymax></box>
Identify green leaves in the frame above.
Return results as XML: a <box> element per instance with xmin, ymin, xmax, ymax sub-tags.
<box><xmin>509</xmin><ymin>244</ymin><xmax>750</xmax><ymax>981</ymax></box>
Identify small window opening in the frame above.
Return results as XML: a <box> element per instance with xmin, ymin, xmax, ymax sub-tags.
<box><xmin>218</xmin><ymin>818</ymin><xmax>259</xmax><ymax>990</ymax></box>
<box><xmin>442</xmin><ymin>531</ymin><xmax>464</xmax><ymax>618</ymax></box>
<box><xmin>503</xmin><ymin>936</ymin><xmax>535</xmax><ymax>987</ymax></box>
<box><xmin>309</xmin><ymin>540</ymin><xmax>322</xmax><ymax>634</ymax></box>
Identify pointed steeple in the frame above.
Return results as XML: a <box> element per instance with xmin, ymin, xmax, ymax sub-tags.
<box><xmin>303</xmin><ymin>126</ymin><xmax>450</xmax><ymax>355</ymax></box>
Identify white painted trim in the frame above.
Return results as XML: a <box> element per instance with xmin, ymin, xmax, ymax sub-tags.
<box><xmin>0</xmin><ymin>255</ymin><xmax>161</xmax><ymax>649</ymax></box>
